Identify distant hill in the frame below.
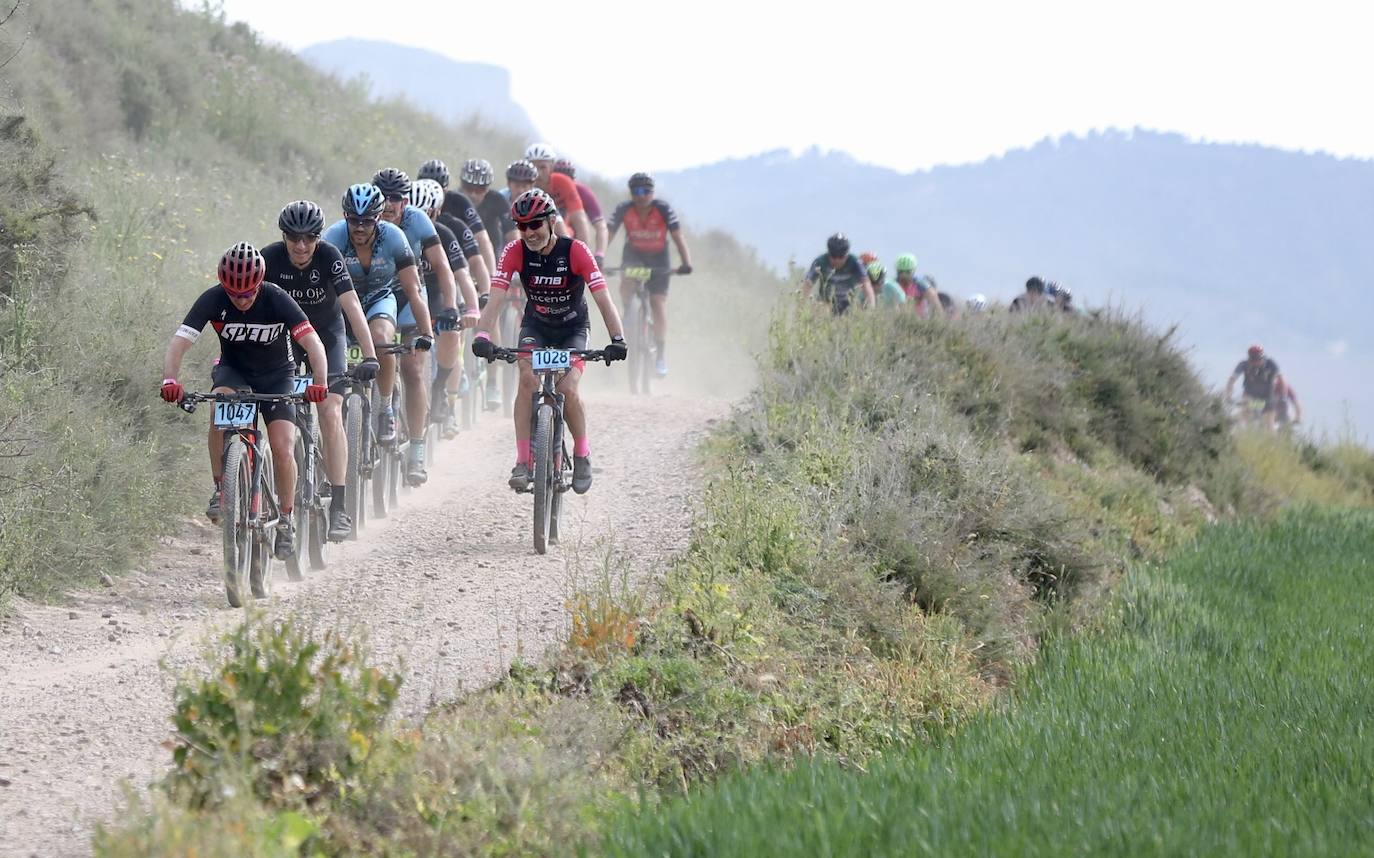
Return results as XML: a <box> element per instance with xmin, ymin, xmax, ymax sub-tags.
<box><xmin>300</xmin><ymin>39</ymin><xmax>538</xmax><ymax>137</ymax></box>
<box><xmin>656</xmin><ymin>131</ymin><xmax>1374</xmax><ymax>438</ymax></box>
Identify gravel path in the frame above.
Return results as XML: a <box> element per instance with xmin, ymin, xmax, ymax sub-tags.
<box><xmin>0</xmin><ymin>392</ymin><xmax>726</xmax><ymax>857</ymax></box>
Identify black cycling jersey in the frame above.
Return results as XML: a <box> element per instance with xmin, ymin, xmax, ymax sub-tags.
<box><xmin>178</xmin><ymin>283</ymin><xmax>312</xmax><ymax>375</ymax></box>
<box><xmin>1235</xmin><ymin>357</ymin><xmax>1280</xmax><ymax>400</ymax></box>
<box><xmin>437</xmin><ymin>211</ymin><xmax>481</xmax><ymax>260</ymax></box>
<box><xmin>476</xmin><ymin>190</ymin><xmax>514</xmax><ymax>250</ymax></box>
<box><xmin>441</xmin><ymin>189</ymin><xmax>484</xmax><ymax>235</ymax></box>
<box><xmin>259</xmin><ymin>241</ymin><xmax>354</xmax><ymax>328</ymax></box>
<box><xmin>419</xmin><ymin>221</ymin><xmax>468</xmax><ymax>283</ymax></box>
<box><xmin>805</xmin><ymin>253</ymin><xmax>867</xmax><ymax>312</ymax></box>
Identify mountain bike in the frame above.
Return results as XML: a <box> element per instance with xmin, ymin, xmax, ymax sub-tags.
<box><xmin>605</xmin><ymin>265</ymin><xmax>687</xmax><ymax>396</ymax></box>
<box><xmin>461</xmin><ymin>327</ymin><xmax>486</xmax><ymax>431</ymax></box>
<box><xmin>494</xmin><ymin>286</ymin><xmax>524</xmax><ymax>415</ymax></box>
<box><xmin>178</xmin><ymin>390</ymin><xmax>305</xmax><ymax>608</ymax></box>
<box><xmin>341</xmin><ymin>345</ymin><xmax>381</xmax><ymax>538</ymax></box>
<box><xmin>485</xmin><ymin>345</ymin><xmax>611</xmax><ymax>554</ymax></box>
<box><xmin>285</xmin><ymin>374</ymin><xmax>324</xmax><ymax>579</ymax></box>
<box><xmin>375</xmin><ymin>337</ymin><xmax>428</xmax><ymax>512</ymax></box>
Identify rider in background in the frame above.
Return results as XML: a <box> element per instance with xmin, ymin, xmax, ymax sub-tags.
<box><xmin>159</xmin><ymin>242</ymin><xmax>330</xmax><ymax>559</ymax></box>
<box><xmin>893</xmin><ymin>253</ymin><xmax>921</xmax><ymax>302</ymax></box>
<box><xmin>803</xmin><ymin>233</ymin><xmax>872</xmax><ymax>315</ymax></box>
<box><xmin>1272</xmin><ymin>377</ymin><xmax>1302</xmax><ymax>428</ymax></box>
<box><xmin>505</xmin><ymin>159</ymin><xmax>568</xmax><ymax>236</ymax></box>
<box><xmin>918</xmin><ymin>275</ymin><xmax>955</xmax><ymax>319</ymax></box>
<box><xmin>554</xmin><ymin>157</ymin><xmax>610</xmax><ymax>269</ymax></box>
<box><xmin>472</xmin><ymin>189</ymin><xmax>627</xmax><ymax>494</ymax></box>
<box><xmin>462</xmin><ymin>159</ymin><xmax>517</xmax><ymax>252</ymax></box>
<box><xmin>867</xmin><ymin>261</ymin><xmax>906</xmax><ymax>308</ymax></box>
<box><xmin>966</xmin><ymin>293</ymin><xmax>989</xmax><ymax>314</ymax></box>
<box><xmin>524</xmin><ymin>143</ymin><xmax>594</xmax><ymax>245</ymax></box>
<box><xmin>1046</xmin><ymin>280</ymin><xmax>1078</xmax><ymax>313</ymax></box>
<box><xmin>1225</xmin><ymin>344</ymin><xmax>1284</xmax><ymax>430</ymax></box>
<box><xmin>260</xmin><ymin>200</ymin><xmax>379</xmax><ymax>540</ymax></box>
<box><xmin>419</xmin><ymin>158</ymin><xmax>496</xmax><ymax>282</ymax></box>
<box><xmin>606</xmin><ymin>172</ymin><xmax>694</xmax><ymax>378</ymax></box>
<box><xmin>1010</xmin><ymin>276</ymin><xmax>1050</xmax><ymax>312</ymax></box>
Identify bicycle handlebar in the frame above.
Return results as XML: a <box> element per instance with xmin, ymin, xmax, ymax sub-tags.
<box><xmin>603</xmin><ymin>265</ymin><xmax>690</xmax><ymax>276</ymax></box>
<box><xmin>177</xmin><ymin>390</ymin><xmax>306</xmax><ymax>414</ymax></box>
<box><xmin>485</xmin><ymin>346</ymin><xmax>612</xmax><ymax>366</ymax></box>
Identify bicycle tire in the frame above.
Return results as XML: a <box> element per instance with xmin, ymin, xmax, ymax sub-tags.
<box><xmin>463</xmin><ymin>361</ymin><xmax>479</xmax><ymax>430</ymax></box>
<box><xmin>372</xmin><ymin>385</ymin><xmax>390</xmax><ymax>518</ymax></box>
<box><xmin>548</xmin><ymin>426</ymin><xmax>567</xmax><ymax>546</ymax></box>
<box><xmin>626</xmin><ymin>296</ymin><xmax>643</xmax><ymax>395</ymax></box>
<box><xmin>220</xmin><ymin>437</ymin><xmax>253</xmax><ymax>609</ymax></box>
<box><xmin>250</xmin><ymin>446</ymin><xmax>275</xmax><ymax>601</ymax></box>
<box><xmin>532</xmin><ymin>402</ymin><xmax>555</xmax><ymax>555</ymax></box>
<box><xmin>306</xmin><ymin>416</ymin><xmax>328</xmax><ymax>569</ymax></box>
<box><xmin>344</xmin><ymin>392</ymin><xmax>366</xmax><ymax>538</ymax></box>
<box><xmin>285</xmin><ymin>433</ymin><xmax>307</xmax><ymax>582</ymax></box>
<box><xmin>391</xmin><ymin>385</ymin><xmax>407</xmax><ymax>499</ymax></box>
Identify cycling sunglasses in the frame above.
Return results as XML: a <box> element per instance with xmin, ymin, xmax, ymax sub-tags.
<box><xmin>283</xmin><ymin>232</ymin><xmax>320</xmax><ymax>244</ymax></box>
<box><xmin>631</xmin><ymin>187</ymin><xmax>653</xmax><ymax>196</ymax></box>
<box><xmin>516</xmin><ymin>218</ymin><xmax>548</xmax><ymax>231</ymax></box>
<box><xmin>383</xmin><ymin>193</ymin><xmax>406</xmax><ymax>203</ymax></box>
<box><xmin>346</xmin><ymin>216</ymin><xmax>379</xmax><ymax>227</ymax></box>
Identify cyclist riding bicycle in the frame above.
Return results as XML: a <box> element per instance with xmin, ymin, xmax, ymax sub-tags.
<box><xmin>1225</xmin><ymin>344</ymin><xmax>1285</xmax><ymax>430</ymax></box>
<box><xmin>892</xmin><ymin>253</ymin><xmax>920</xmax><ymax>302</ymax></box>
<box><xmin>802</xmin><ymin>233</ymin><xmax>872</xmax><ymax>315</ymax></box>
<box><xmin>1010</xmin><ymin>276</ymin><xmax>1051</xmax><ymax>312</ymax></box>
<box><xmin>463</xmin><ymin>158</ymin><xmax>519</xmax><ymax>411</ymax></box>
<box><xmin>410</xmin><ymin>178</ymin><xmax>482</xmax><ymax>438</ymax></box>
<box><xmin>159</xmin><ymin>242</ymin><xmax>330</xmax><ymax>559</ymax></box>
<box><xmin>524</xmin><ymin>143</ymin><xmax>595</xmax><ymax>245</ymax></box>
<box><xmin>607</xmin><ymin>172</ymin><xmax>694</xmax><ymax>377</ymax></box>
<box><xmin>553</xmin><ymin>157</ymin><xmax>610</xmax><ymax>269</ymax></box>
<box><xmin>966</xmin><ymin>293</ymin><xmax>989</xmax><ymax>313</ymax></box>
<box><xmin>471</xmin><ymin>188</ymin><xmax>627</xmax><ymax>494</ymax></box>
<box><xmin>321</xmin><ymin>183</ymin><xmax>434</xmax><ymax>459</ymax></box>
<box><xmin>505</xmin><ymin>159</ymin><xmax>567</xmax><ymax>236</ymax></box>
<box><xmin>1272</xmin><ymin>377</ymin><xmax>1302</xmax><ymax>428</ymax></box>
<box><xmin>260</xmin><ymin>200</ymin><xmax>380</xmax><ymax>540</ymax></box>
<box><xmin>418</xmin><ymin>158</ymin><xmax>495</xmax><ymax>289</ymax></box>
<box><xmin>867</xmin><ymin>261</ymin><xmax>906</xmax><ymax>308</ymax></box>
<box><xmin>373</xmin><ymin>168</ymin><xmax>478</xmax><ymax>484</ymax></box>
<box><xmin>916</xmin><ymin>274</ymin><xmax>956</xmax><ymax>319</ymax></box>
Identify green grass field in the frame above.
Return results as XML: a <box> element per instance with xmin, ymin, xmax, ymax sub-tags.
<box><xmin>602</xmin><ymin>508</ymin><xmax>1374</xmax><ymax>857</ymax></box>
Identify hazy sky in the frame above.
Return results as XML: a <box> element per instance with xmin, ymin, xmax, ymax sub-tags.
<box><xmin>211</xmin><ymin>0</ymin><xmax>1374</xmax><ymax>175</ymax></box>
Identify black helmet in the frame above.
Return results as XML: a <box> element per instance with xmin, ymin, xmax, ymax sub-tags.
<box><xmin>826</xmin><ymin>233</ymin><xmax>850</xmax><ymax>257</ymax></box>
<box><xmin>277</xmin><ymin>200</ymin><xmax>324</xmax><ymax>236</ymax></box>
<box><xmin>418</xmin><ymin>159</ymin><xmax>450</xmax><ymax>189</ymax></box>
<box><xmin>1026</xmin><ymin>276</ymin><xmax>1045</xmax><ymax>293</ymax></box>
<box><xmin>372</xmin><ymin>167</ymin><xmax>411</xmax><ymax>197</ymax></box>
<box><xmin>628</xmin><ymin>171</ymin><xmax>655</xmax><ymax>191</ymax></box>
<box><xmin>461</xmin><ymin>158</ymin><xmax>494</xmax><ymax>187</ymax></box>
<box><xmin>506</xmin><ymin>159</ymin><xmax>538</xmax><ymax>183</ymax></box>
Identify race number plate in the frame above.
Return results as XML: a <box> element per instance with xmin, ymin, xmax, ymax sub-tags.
<box><xmin>291</xmin><ymin>376</ymin><xmax>310</xmax><ymax>395</ymax></box>
<box><xmin>531</xmin><ymin>349</ymin><xmax>572</xmax><ymax>372</ymax></box>
<box><xmin>624</xmin><ymin>266</ymin><xmax>653</xmax><ymax>280</ymax></box>
<box><xmin>346</xmin><ymin>344</ymin><xmax>364</xmax><ymax>364</ymax></box>
<box><xmin>213</xmin><ymin>401</ymin><xmax>258</xmax><ymax>429</ymax></box>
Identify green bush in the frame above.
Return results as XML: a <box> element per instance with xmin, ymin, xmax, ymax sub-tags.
<box><xmin>167</xmin><ymin>616</ymin><xmax>400</xmax><ymax>810</ymax></box>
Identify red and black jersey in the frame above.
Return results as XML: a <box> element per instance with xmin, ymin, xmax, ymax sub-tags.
<box><xmin>492</xmin><ymin>237</ymin><xmax>605</xmax><ymax>329</ymax></box>
<box><xmin>610</xmin><ymin>199</ymin><xmax>680</xmax><ymax>258</ymax></box>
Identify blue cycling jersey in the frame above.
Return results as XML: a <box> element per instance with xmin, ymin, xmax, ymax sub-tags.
<box><xmin>321</xmin><ymin>219</ymin><xmax>416</xmax><ymax>303</ymax></box>
<box><xmin>397</xmin><ymin>205</ymin><xmax>441</xmax><ymax>261</ymax></box>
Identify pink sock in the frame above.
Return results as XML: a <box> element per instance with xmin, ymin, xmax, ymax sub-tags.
<box><xmin>574</xmin><ymin>437</ymin><xmax>590</xmax><ymax>457</ymax></box>
<box><xmin>516</xmin><ymin>439</ymin><xmax>532</xmax><ymax>465</ymax></box>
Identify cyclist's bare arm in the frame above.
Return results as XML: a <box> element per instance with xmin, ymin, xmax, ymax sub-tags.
<box><xmin>670</xmin><ymin>227</ymin><xmax>693</xmax><ymax>269</ymax></box>
<box><xmin>862</xmin><ymin>280</ymin><xmax>876</xmax><ymax>309</ymax></box>
<box><xmin>423</xmin><ymin>242</ymin><xmax>460</xmax><ymax>312</ymax></box>
<box><xmin>593</xmin><ymin>219</ymin><xmax>610</xmax><ymax>257</ymax></box>
<box><xmin>552</xmin><ymin>216</ymin><xmax>570</xmax><ymax>239</ymax></box>
<box><xmin>397</xmin><ymin>265</ymin><xmax>434</xmax><ymax>338</ymax></box>
<box><xmin>339</xmin><ymin>291</ymin><xmax>378</xmax><ymax>360</ymax></box>
<box><xmin>455</xmin><ymin>266</ymin><xmax>481</xmax><ymax>315</ymax></box>
<box><xmin>925</xmin><ymin>287</ymin><xmax>945</xmax><ymax>318</ymax></box>
<box><xmin>162</xmin><ymin>330</ymin><xmax>196</xmax><ymax>382</ymax></box>
<box><xmin>569</xmin><ymin>210</ymin><xmax>594</xmax><ymax>246</ymax></box>
<box><xmin>475</xmin><ymin>283</ymin><xmax>509</xmax><ymax>335</ymax></box>
<box><xmin>467</xmin><ymin>252</ymin><xmax>492</xmax><ymax>294</ymax></box>
<box><xmin>1224</xmin><ymin>374</ymin><xmax>1238</xmax><ymax>401</ymax></box>
<box><xmin>592</xmin><ymin>287</ymin><xmax>626</xmax><ymax>340</ymax></box>
<box><xmin>295</xmin><ymin>330</ymin><xmax>329</xmax><ymax>387</ymax></box>
<box><xmin>475</xmin><ymin>229</ymin><xmax>497</xmax><ymax>278</ymax></box>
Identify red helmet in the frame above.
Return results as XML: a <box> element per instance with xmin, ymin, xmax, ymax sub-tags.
<box><xmin>510</xmin><ymin>188</ymin><xmax>557</xmax><ymax>224</ymax></box>
<box><xmin>1247</xmin><ymin>344</ymin><xmax>1264</xmax><ymax>359</ymax></box>
<box><xmin>859</xmin><ymin>251</ymin><xmax>879</xmax><ymax>266</ymax></box>
<box><xmin>218</xmin><ymin>242</ymin><xmax>265</xmax><ymax>297</ymax></box>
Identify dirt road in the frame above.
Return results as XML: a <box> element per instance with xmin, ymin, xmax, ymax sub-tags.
<box><xmin>0</xmin><ymin>392</ymin><xmax>725</xmax><ymax>857</ymax></box>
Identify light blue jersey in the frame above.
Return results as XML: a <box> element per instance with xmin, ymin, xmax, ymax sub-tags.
<box><xmin>397</xmin><ymin>205</ymin><xmax>441</xmax><ymax>261</ymax></box>
<box><xmin>321</xmin><ymin>219</ymin><xmax>416</xmax><ymax>304</ymax></box>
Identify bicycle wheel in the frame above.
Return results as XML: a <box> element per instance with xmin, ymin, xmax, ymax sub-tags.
<box><xmin>500</xmin><ymin>304</ymin><xmax>519</xmax><ymax>415</ymax></box>
<box><xmin>548</xmin><ymin>428</ymin><xmax>568</xmax><ymax>546</ymax></box>
<box><xmin>372</xmin><ymin>385</ymin><xmax>390</xmax><ymax>518</ymax></box>
<box><xmin>532</xmin><ymin>402</ymin><xmax>555</xmax><ymax>555</ymax></box>
<box><xmin>344</xmin><ymin>392</ymin><xmax>367</xmax><ymax>538</ymax></box>
<box><xmin>626</xmin><ymin>296</ymin><xmax>644</xmax><ymax>395</ymax></box>
<box><xmin>220</xmin><ymin>437</ymin><xmax>253</xmax><ymax>609</ymax></box>
<box><xmin>285</xmin><ymin>431</ymin><xmax>307</xmax><ymax>582</ymax></box>
<box><xmin>306</xmin><ymin>417</ymin><xmax>329</xmax><ymax>569</ymax></box>
<box><xmin>250</xmin><ymin>446</ymin><xmax>275</xmax><ymax>601</ymax></box>
<box><xmin>391</xmin><ymin>385</ymin><xmax>407</xmax><ymax>499</ymax></box>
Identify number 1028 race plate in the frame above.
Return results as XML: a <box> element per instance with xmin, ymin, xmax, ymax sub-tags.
<box><xmin>531</xmin><ymin>349</ymin><xmax>571</xmax><ymax>372</ymax></box>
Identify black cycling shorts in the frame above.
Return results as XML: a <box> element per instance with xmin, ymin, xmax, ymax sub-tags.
<box><xmin>299</xmin><ymin>317</ymin><xmax>347</xmax><ymax>379</ymax></box>
<box><xmin>621</xmin><ymin>251</ymin><xmax>672</xmax><ymax>296</ymax></box>
<box><xmin>211</xmin><ymin>362</ymin><xmax>296</xmax><ymax>424</ymax></box>
<box><xmin>518</xmin><ymin>321</ymin><xmax>588</xmax><ymax>371</ymax></box>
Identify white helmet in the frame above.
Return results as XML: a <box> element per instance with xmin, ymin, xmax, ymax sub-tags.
<box><xmin>966</xmin><ymin>293</ymin><xmax>988</xmax><ymax>312</ymax></box>
<box><xmin>409</xmin><ymin>178</ymin><xmax>444</xmax><ymax>213</ymax></box>
<box><xmin>523</xmin><ymin>142</ymin><xmax>557</xmax><ymax>162</ymax></box>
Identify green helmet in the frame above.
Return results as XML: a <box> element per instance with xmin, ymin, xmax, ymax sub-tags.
<box><xmin>894</xmin><ymin>253</ymin><xmax>917</xmax><ymax>273</ymax></box>
<box><xmin>866</xmin><ymin>261</ymin><xmax>885</xmax><ymax>282</ymax></box>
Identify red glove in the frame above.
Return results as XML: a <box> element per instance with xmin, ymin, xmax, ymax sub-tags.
<box><xmin>160</xmin><ymin>379</ymin><xmax>183</xmax><ymax>403</ymax></box>
<box><xmin>305</xmin><ymin>384</ymin><xmax>328</xmax><ymax>403</ymax></box>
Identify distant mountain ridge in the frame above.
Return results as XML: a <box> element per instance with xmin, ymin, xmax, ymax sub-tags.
<box><xmin>655</xmin><ymin>131</ymin><xmax>1374</xmax><ymax>437</ymax></box>
<box><xmin>300</xmin><ymin>38</ymin><xmax>538</xmax><ymax>136</ymax></box>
